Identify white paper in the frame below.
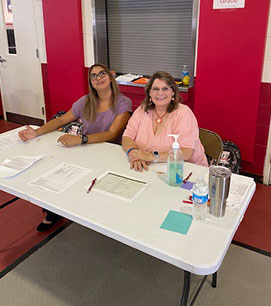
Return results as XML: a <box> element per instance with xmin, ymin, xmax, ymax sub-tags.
<box><xmin>227</xmin><ymin>175</ymin><xmax>254</xmax><ymax>208</ymax></box>
<box><xmin>29</xmin><ymin>162</ymin><xmax>91</xmax><ymax>194</ymax></box>
<box><xmin>0</xmin><ymin>125</ymin><xmax>39</xmax><ymax>150</ymax></box>
<box><xmin>91</xmin><ymin>171</ymin><xmax>148</xmax><ymax>202</ymax></box>
<box><xmin>0</xmin><ymin>155</ymin><xmax>44</xmax><ymax>178</ymax></box>
<box><xmin>213</xmin><ymin>0</ymin><xmax>245</xmax><ymax>10</ymax></box>
<box><xmin>116</xmin><ymin>74</ymin><xmax>143</xmax><ymax>82</ymax></box>
<box><xmin>0</xmin><ymin>130</ymin><xmax>23</xmax><ymax>150</ymax></box>
<box><xmin>204</xmin><ymin>171</ymin><xmax>254</xmax><ymax>209</ymax></box>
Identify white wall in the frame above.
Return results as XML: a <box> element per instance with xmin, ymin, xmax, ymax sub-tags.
<box><xmin>33</xmin><ymin>0</ymin><xmax>46</xmax><ymax>63</ymax></box>
<box><xmin>32</xmin><ymin>0</ymin><xmax>95</xmax><ymax>66</ymax></box>
<box><xmin>3</xmin><ymin>0</ymin><xmax>13</xmax><ymax>24</ymax></box>
<box><xmin>262</xmin><ymin>3</ymin><xmax>271</xmax><ymax>82</ymax></box>
<box><xmin>82</xmin><ymin>0</ymin><xmax>94</xmax><ymax>67</ymax></box>
<box><xmin>262</xmin><ymin>3</ymin><xmax>271</xmax><ymax>184</ymax></box>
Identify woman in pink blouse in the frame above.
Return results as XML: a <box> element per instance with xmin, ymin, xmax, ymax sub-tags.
<box><xmin>122</xmin><ymin>71</ymin><xmax>208</xmax><ymax>172</ymax></box>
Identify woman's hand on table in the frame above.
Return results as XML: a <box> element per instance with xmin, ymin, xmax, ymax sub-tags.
<box><xmin>18</xmin><ymin>125</ymin><xmax>37</xmax><ymax>141</ymax></box>
<box><xmin>128</xmin><ymin>149</ymin><xmax>153</xmax><ymax>172</ymax></box>
<box><xmin>130</xmin><ymin>160</ymin><xmax>150</xmax><ymax>172</ymax></box>
<box><xmin>128</xmin><ymin>149</ymin><xmax>153</xmax><ymax>163</ymax></box>
<box><xmin>57</xmin><ymin>134</ymin><xmax>81</xmax><ymax>147</ymax></box>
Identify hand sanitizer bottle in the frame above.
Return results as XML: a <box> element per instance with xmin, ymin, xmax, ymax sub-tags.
<box><xmin>167</xmin><ymin>134</ymin><xmax>183</xmax><ymax>186</ymax></box>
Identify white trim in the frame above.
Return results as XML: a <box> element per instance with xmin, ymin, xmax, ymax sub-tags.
<box><xmin>33</xmin><ymin>0</ymin><xmax>46</xmax><ymax>63</ymax></box>
<box><xmin>263</xmin><ymin>115</ymin><xmax>271</xmax><ymax>184</ymax></box>
<box><xmin>81</xmin><ymin>0</ymin><xmax>94</xmax><ymax>67</ymax></box>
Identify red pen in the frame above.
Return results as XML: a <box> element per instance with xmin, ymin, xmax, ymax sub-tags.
<box><xmin>183</xmin><ymin>172</ymin><xmax>192</xmax><ymax>184</ymax></box>
<box><xmin>183</xmin><ymin>200</ymin><xmax>193</xmax><ymax>204</ymax></box>
<box><xmin>87</xmin><ymin>178</ymin><xmax>97</xmax><ymax>193</ymax></box>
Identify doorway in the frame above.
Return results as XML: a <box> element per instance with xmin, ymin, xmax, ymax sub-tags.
<box><xmin>0</xmin><ymin>0</ymin><xmax>45</xmax><ymax>125</ymax></box>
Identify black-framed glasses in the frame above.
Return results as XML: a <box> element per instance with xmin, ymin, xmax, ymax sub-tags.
<box><xmin>90</xmin><ymin>70</ymin><xmax>107</xmax><ymax>81</ymax></box>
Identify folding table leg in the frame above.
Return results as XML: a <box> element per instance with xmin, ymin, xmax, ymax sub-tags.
<box><xmin>179</xmin><ymin>271</ymin><xmax>190</xmax><ymax>306</ymax></box>
<box><xmin>0</xmin><ymin>197</ymin><xmax>19</xmax><ymax>209</ymax></box>
<box><xmin>212</xmin><ymin>272</ymin><xmax>217</xmax><ymax>288</ymax></box>
<box><xmin>179</xmin><ymin>271</ymin><xmax>216</xmax><ymax>306</ymax></box>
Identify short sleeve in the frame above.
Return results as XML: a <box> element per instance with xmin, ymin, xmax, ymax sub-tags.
<box><xmin>71</xmin><ymin>95</ymin><xmax>88</xmax><ymax>119</ymax></box>
<box><xmin>174</xmin><ymin>106</ymin><xmax>199</xmax><ymax>149</ymax></box>
<box><xmin>122</xmin><ymin>106</ymin><xmax>143</xmax><ymax>140</ymax></box>
<box><xmin>116</xmin><ymin>95</ymin><xmax>133</xmax><ymax>115</ymax></box>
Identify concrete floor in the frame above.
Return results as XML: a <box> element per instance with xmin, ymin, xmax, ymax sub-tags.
<box><xmin>0</xmin><ymin>223</ymin><xmax>270</xmax><ymax>306</ymax></box>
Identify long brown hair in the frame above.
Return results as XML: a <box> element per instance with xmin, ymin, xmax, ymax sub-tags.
<box><xmin>83</xmin><ymin>63</ymin><xmax>120</xmax><ymax>122</ymax></box>
<box><xmin>141</xmin><ymin>71</ymin><xmax>182</xmax><ymax>113</ymax></box>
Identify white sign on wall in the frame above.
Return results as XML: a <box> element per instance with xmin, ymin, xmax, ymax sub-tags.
<box><xmin>213</xmin><ymin>0</ymin><xmax>245</xmax><ymax>9</ymax></box>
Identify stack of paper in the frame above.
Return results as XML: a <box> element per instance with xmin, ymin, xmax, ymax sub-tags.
<box><xmin>0</xmin><ymin>130</ymin><xmax>23</xmax><ymax>150</ymax></box>
<box><xmin>116</xmin><ymin>74</ymin><xmax>143</xmax><ymax>82</ymax></box>
<box><xmin>0</xmin><ymin>155</ymin><xmax>44</xmax><ymax>178</ymax></box>
<box><xmin>226</xmin><ymin>174</ymin><xmax>254</xmax><ymax>209</ymax></box>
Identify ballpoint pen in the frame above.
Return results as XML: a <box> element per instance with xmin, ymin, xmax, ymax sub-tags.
<box><xmin>185</xmin><ymin>196</ymin><xmax>210</xmax><ymax>205</ymax></box>
<box><xmin>183</xmin><ymin>172</ymin><xmax>192</xmax><ymax>184</ymax></box>
<box><xmin>87</xmin><ymin>177</ymin><xmax>97</xmax><ymax>193</ymax></box>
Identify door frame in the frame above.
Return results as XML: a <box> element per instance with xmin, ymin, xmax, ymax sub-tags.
<box><xmin>0</xmin><ymin>0</ymin><xmax>46</xmax><ymax>124</ymax></box>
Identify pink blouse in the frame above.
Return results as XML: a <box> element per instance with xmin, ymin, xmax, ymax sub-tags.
<box><xmin>123</xmin><ymin>104</ymin><xmax>208</xmax><ymax>167</ymax></box>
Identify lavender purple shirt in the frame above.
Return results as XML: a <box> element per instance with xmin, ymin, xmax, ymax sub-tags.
<box><xmin>72</xmin><ymin>94</ymin><xmax>132</xmax><ymax>142</ymax></box>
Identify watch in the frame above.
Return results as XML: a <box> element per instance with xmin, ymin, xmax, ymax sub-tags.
<box><xmin>152</xmin><ymin>151</ymin><xmax>160</xmax><ymax>163</ymax></box>
<box><xmin>81</xmin><ymin>134</ymin><xmax>88</xmax><ymax>145</ymax></box>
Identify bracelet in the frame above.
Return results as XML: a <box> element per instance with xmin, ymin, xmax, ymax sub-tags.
<box><xmin>126</xmin><ymin>147</ymin><xmax>137</xmax><ymax>157</ymax></box>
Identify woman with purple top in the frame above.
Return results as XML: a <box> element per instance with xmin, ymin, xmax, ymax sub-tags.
<box><xmin>18</xmin><ymin>63</ymin><xmax>132</xmax><ymax>231</ymax></box>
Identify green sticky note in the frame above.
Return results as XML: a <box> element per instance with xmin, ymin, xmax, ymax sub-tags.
<box><xmin>160</xmin><ymin>210</ymin><xmax>192</xmax><ymax>235</ymax></box>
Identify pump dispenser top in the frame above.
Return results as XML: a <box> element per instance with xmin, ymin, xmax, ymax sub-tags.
<box><xmin>168</xmin><ymin>134</ymin><xmax>180</xmax><ymax>149</ymax></box>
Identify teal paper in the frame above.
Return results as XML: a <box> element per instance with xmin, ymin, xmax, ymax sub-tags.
<box><xmin>160</xmin><ymin>210</ymin><xmax>192</xmax><ymax>235</ymax></box>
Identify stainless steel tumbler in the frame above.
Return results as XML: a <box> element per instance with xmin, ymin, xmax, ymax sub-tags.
<box><xmin>209</xmin><ymin>166</ymin><xmax>231</xmax><ymax>218</ymax></box>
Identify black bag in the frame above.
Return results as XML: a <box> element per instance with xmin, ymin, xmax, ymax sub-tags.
<box><xmin>218</xmin><ymin>141</ymin><xmax>241</xmax><ymax>174</ymax></box>
<box><xmin>51</xmin><ymin>111</ymin><xmax>84</xmax><ymax>136</ymax></box>
<box><xmin>61</xmin><ymin>120</ymin><xmax>83</xmax><ymax>135</ymax></box>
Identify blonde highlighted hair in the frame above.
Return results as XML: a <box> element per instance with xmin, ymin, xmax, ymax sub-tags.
<box><xmin>83</xmin><ymin>63</ymin><xmax>120</xmax><ymax>122</ymax></box>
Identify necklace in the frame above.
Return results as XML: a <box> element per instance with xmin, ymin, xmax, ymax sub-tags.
<box><xmin>154</xmin><ymin>108</ymin><xmax>167</xmax><ymax>124</ymax></box>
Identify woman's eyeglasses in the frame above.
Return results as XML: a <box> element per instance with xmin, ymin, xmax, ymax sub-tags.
<box><xmin>90</xmin><ymin>70</ymin><xmax>107</xmax><ymax>81</ymax></box>
<box><xmin>151</xmin><ymin>87</ymin><xmax>171</xmax><ymax>93</ymax></box>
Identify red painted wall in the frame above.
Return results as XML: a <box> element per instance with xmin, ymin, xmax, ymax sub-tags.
<box><xmin>40</xmin><ymin>0</ymin><xmax>270</xmax><ymax>175</ymax></box>
<box><xmin>194</xmin><ymin>1</ymin><xmax>270</xmax><ymax>165</ymax></box>
<box><xmin>42</xmin><ymin>0</ymin><xmax>87</xmax><ymax>120</ymax></box>
<box><xmin>242</xmin><ymin>83</ymin><xmax>271</xmax><ymax>175</ymax></box>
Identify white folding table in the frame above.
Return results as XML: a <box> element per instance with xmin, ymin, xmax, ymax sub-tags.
<box><xmin>0</xmin><ymin>128</ymin><xmax>256</xmax><ymax>306</ymax></box>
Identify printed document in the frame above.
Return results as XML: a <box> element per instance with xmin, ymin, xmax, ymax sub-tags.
<box><xmin>0</xmin><ymin>125</ymin><xmax>39</xmax><ymax>150</ymax></box>
<box><xmin>29</xmin><ymin>162</ymin><xmax>91</xmax><ymax>194</ymax></box>
<box><xmin>227</xmin><ymin>174</ymin><xmax>254</xmax><ymax>208</ymax></box>
<box><xmin>0</xmin><ymin>155</ymin><xmax>44</xmax><ymax>178</ymax></box>
<box><xmin>92</xmin><ymin>171</ymin><xmax>148</xmax><ymax>202</ymax></box>
<box><xmin>0</xmin><ymin>130</ymin><xmax>23</xmax><ymax>150</ymax></box>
